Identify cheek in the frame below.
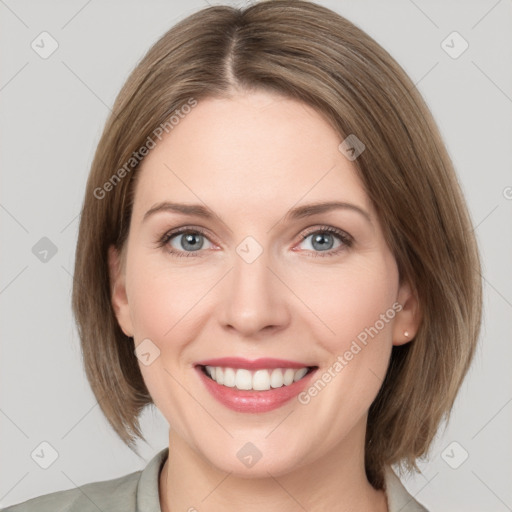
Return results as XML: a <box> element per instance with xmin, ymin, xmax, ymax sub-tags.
<box><xmin>299</xmin><ymin>260</ymin><xmax>398</xmax><ymax>423</ymax></box>
<box><xmin>125</xmin><ymin>253</ymin><xmax>204</xmax><ymax>415</ymax></box>
<box><xmin>126</xmin><ymin>250</ymin><xmax>207</xmax><ymax>340</ymax></box>
<box><xmin>295</xmin><ymin>257</ymin><xmax>399</xmax><ymax>352</ymax></box>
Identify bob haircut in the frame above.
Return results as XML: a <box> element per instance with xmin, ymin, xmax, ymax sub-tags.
<box><xmin>72</xmin><ymin>0</ymin><xmax>482</xmax><ymax>489</ymax></box>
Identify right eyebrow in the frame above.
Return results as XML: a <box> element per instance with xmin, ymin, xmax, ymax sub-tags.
<box><xmin>143</xmin><ymin>201</ymin><xmax>215</xmax><ymax>222</ymax></box>
<box><xmin>142</xmin><ymin>201</ymin><xmax>233</xmax><ymax>232</ymax></box>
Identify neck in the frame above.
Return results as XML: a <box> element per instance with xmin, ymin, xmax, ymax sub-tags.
<box><xmin>159</xmin><ymin>420</ymin><xmax>388</xmax><ymax>512</ymax></box>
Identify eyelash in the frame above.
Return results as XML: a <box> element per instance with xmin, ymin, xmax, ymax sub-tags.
<box><xmin>156</xmin><ymin>225</ymin><xmax>353</xmax><ymax>259</ymax></box>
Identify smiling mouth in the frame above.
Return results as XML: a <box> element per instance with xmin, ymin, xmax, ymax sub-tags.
<box><xmin>198</xmin><ymin>365</ymin><xmax>317</xmax><ymax>391</ymax></box>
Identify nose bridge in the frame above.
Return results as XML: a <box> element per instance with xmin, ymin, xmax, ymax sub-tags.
<box><xmin>219</xmin><ymin>237</ymin><xmax>290</xmax><ymax>335</ymax></box>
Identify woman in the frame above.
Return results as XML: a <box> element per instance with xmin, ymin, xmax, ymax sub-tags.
<box><xmin>2</xmin><ymin>1</ymin><xmax>482</xmax><ymax>511</ymax></box>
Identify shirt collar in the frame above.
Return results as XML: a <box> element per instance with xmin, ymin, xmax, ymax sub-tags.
<box><xmin>136</xmin><ymin>447</ymin><xmax>168</xmax><ymax>511</ymax></box>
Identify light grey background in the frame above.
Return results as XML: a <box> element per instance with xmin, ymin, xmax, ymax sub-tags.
<box><xmin>1</xmin><ymin>0</ymin><xmax>511</xmax><ymax>510</ymax></box>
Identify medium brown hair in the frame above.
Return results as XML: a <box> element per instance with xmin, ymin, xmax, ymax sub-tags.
<box><xmin>72</xmin><ymin>0</ymin><xmax>482</xmax><ymax>489</ymax></box>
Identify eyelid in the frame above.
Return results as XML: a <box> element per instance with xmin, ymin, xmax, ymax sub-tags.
<box><xmin>292</xmin><ymin>225</ymin><xmax>353</xmax><ymax>257</ymax></box>
<box><xmin>157</xmin><ymin>223</ymin><xmax>353</xmax><ymax>257</ymax></box>
<box><xmin>299</xmin><ymin>224</ymin><xmax>353</xmax><ymax>244</ymax></box>
<box><xmin>158</xmin><ymin>225</ymin><xmax>219</xmax><ymax>249</ymax></box>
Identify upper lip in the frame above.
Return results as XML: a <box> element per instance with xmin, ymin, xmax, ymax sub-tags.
<box><xmin>195</xmin><ymin>357</ymin><xmax>315</xmax><ymax>370</ymax></box>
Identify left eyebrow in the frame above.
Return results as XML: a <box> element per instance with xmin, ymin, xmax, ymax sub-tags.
<box><xmin>142</xmin><ymin>200</ymin><xmax>372</xmax><ymax>227</ymax></box>
<box><xmin>283</xmin><ymin>200</ymin><xmax>372</xmax><ymax>225</ymax></box>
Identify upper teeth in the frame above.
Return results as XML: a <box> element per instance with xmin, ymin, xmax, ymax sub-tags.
<box><xmin>204</xmin><ymin>366</ymin><xmax>309</xmax><ymax>391</ymax></box>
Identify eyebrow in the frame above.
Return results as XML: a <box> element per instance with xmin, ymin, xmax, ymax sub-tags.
<box><xmin>142</xmin><ymin>200</ymin><xmax>372</xmax><ymax>227</ymax></box>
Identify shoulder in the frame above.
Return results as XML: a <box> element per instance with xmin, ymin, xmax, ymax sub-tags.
<box><xmin>1</xmin><ymin>447</ymin><xmax>169</xmax><ymax>512</ymax></box>
<box><xmin>0</xmin><ymin>470</ymin><xmax>141</xmax><ymax>512</ymax></box>
<box><xmin>384</xmin><ymin>466</ymin><xmax>430</xmax><ymax>512</ymax></box>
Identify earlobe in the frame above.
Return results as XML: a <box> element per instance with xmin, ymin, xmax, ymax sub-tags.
<box><xmin>392</xmin><ymin>280</ymin><xmax>421</xmax><ymax>346</ymax></box>
<box><xmin>108</xmin><ymin>245</ymin><xmax>134</xmax><ymax>338</ymax></box>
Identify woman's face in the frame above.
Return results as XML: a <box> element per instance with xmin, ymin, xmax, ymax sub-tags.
<box><xmin>110</xmin><ymin>90</ymin><xmax>418</xmax><ymax>477</ymax></box>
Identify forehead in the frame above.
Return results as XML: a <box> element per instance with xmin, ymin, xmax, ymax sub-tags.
<box><xmin>133</xmin><ymin>91</ymin><xmax>372</xmax><ymax>221</ymax></box>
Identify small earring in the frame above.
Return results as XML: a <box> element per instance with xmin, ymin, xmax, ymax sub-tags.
<box><xmin>404</xmin><ymin>330</ymin><xmax>410</xmax><ymax>337</ymax></box>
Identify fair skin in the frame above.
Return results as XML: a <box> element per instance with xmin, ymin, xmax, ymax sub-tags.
<box><xmin>109</xmin><ymin>89</ymin><xmax>420</xmax><ymax>512</ymax></box>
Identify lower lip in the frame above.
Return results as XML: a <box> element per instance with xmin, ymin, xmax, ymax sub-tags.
<box><xmin>196</xmin><ymin>366</ymin><xmax>317</xmax><ymax>413</ymax></box>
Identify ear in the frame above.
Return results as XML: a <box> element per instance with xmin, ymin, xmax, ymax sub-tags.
<box><xmin>108</xmin><ymin>244</ymin><xmax>134</xmax><ymax>338</ymax></box>
<box><xmin>392</xmin><ymin>279</ymin><xmax>421</xmax><ymax>346</ymax></box>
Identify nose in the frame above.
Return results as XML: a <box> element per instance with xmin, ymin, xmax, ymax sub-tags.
<box><xmin>217</xmin><ymin>247</ymin><xmax>291</xmax><ymax>338</ymax></box>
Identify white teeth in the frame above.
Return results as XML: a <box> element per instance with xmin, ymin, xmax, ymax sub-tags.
<box><xmin>223</xmin><ymin>367</ymin><xmax>236</xmax><ymax>387</ymax></box>
<box><xmin>235</xmin><ymin>369</ymin><xmax>252</xmax><ymax>390</ymax></box>
<box><xmin>293</xmin><ymin>368</ymin><xmax>308</xmax><ymax>382</ymax></box>
<box><xmin>203</xmin><ymin>366</ymin><xmax>311</xmax><ymax>391</ymax></box>
<box><xmin>253</xmin><ymin>370</ymin><xmax>271</xmax><ymax>391</ymax></box>
<box><xmin>283</xmin><ymin>368</ymin><xmax>295</xmax><ymax>385</ymax></box>
<box><xmin>270</xmin><ymin>368</ymin><xmax>283</xmax><ymax>388</ymax></box>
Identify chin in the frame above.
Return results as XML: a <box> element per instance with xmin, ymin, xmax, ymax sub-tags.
<box><xmin>196</xmin><ymin>437</ymin><xmax>307</xmax><ymax>478</ymax></box>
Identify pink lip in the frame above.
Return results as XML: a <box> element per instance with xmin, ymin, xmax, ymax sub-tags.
<box><xmin>195</xmin><ymin>363</ymin><xmax>317</xmax><ymax>413</ymax></box>
<box><xmin>195</xmin><ymin>357</ymin><xmax>310</xmax><ymax>370</ymax></box>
